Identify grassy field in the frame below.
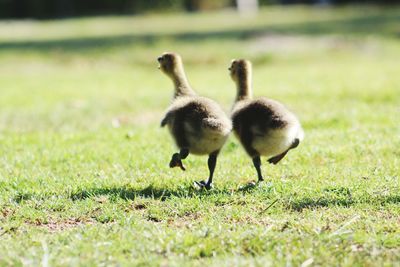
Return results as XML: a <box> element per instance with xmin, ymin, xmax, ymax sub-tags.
<box><xmin>0</xmin><ymin>5</ymin><xmax>399</xmax><ymax>266</ymax></box>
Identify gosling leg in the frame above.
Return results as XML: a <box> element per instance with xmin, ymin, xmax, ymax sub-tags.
<box><xmin>169</xmin><ymin>148</ymin><xmax>189</xmax><ymax>171</ymax></box>
<box><xmin>267</xmin><ymin>150</ymin><xmax>289</xmax><ymax>165</ymax></box>
<box><xmin>194</xmin><ymin>150</ymin><xmax>219</xmax><ymax>190</ymax></box>
<box><xmin>252</xmin><ymin>156</ymin><xmax>264</xmax><ymax>182</ymax></box>
<box><xmin>268</xmin><ymin>138</ymin><xmax>300</xmax><ymax>165</ymax></box>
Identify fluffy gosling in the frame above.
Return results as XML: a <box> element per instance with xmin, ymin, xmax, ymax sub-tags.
<box><xmin>158</xmin><ymin>52</ymin><xmax>232</xmax><ymax>189</ymax></box>
<box><xmin>229</xmin><ymin>59</ymin><xmax>304</xmax><ymax>183</ymax></box>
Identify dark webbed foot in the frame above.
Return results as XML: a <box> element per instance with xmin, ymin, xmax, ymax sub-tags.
<box><xmin>169</xmin><ymin>153</ymin><xmax>185</xmax><ymax>170</ymax></box>
<box><xmin>194</xmin><ymin>180</ymin><xmax>213</xmax><ymax>190</ymax></box>
<box><xmin>193</xmin><ymin>150</ymin><xmax>219</xmax><ymax>190</ymax></box>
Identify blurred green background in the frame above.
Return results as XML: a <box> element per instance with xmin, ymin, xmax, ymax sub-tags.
<box><xmin>2</xmin><ymin>0</ymin><xmax>400</xmax><ymax>19</ymax></box>
<box><xmin>0</xmin><ymin>1</ymin><xmax>399</xmax><ymax>266</ymax></box>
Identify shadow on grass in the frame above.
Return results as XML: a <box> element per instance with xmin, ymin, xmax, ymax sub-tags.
<box><xmin>288</xmin><ymin>186</ymin><xmax>400</xmax><ymax>211</ymax></box>
<box><xmin>11</xmin><ymin>184</ymin><xmax>223</xmax><ymax>203</ymax></box>
<box><xmin>289</xmin><ymin>197</ymin><xmax>354</xmax><ymax>211</ymax></box>
<box><xmin>12</xmin><ymin>185</ymin><xmax>400</xmax><ymax>209</ymax></box>
<box><xmin>69</xmin><ymin>183</ymin><xmax>234</xmax><ymax>201</ymax></box>
<box><xmin>289</xmin><ymin>196</ymin><xmax>400</xmax><ymax>211</ymax></box>
<box><xmin>1</xmin><ymin>12</ymin><xmax>399</xmax><ymax>52</ymax></box>
<box><xmin>12</xmin><ymin>182</ymin><xmax>256</xmax><ymax>203</ymax></box>
<box><xmin>288</xmin><ymin>186</ymin><xmax>353</xmax><ymax>211</ymax></box>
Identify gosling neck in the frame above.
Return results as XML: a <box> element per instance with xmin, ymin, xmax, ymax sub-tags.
<box><xmin>235</xmin><ymin>72</ymin><xmax>252</xmax><ymax>102</ymax></box>
<box><xmin>171</xmin><ymin>66</ymin><xmax>195</xmax><ymax>98</ymax></box>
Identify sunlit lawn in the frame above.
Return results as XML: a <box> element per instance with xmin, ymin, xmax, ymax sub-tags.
<box><xmin>0</xmin><ymin>6</ymin><xmax>399</xmax><ymax>266</ymax></box>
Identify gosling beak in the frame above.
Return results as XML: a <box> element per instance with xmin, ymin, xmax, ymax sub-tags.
<box><xmin>228</xmin><ymin>67</ymin><xmax>231</xmax><ymax>71</ymax></box>
<box><xmin>157</xmin><ymin>57</ymin><xmax>162</xmax><ymax>69</ymax></box>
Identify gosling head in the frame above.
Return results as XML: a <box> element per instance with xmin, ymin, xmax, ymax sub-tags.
<box><xmin>229</xmin><ymin>59</ymin><xmax>252</xmax><ymax>100</ymax></box>
<box><xmin>157</xmin><ymin>52</ymin><xmax>183</xmax><ymax>78</ymax></box>
<box><xmin>228</xmin><ymin>59</ymin><xmax>252</xmax><ymax>83</ymax></box>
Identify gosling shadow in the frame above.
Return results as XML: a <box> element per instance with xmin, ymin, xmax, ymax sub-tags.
<box><xmin>12</xmin><ymin>183</ymin><xmax>251</xmax><ymax>203</ymax></box>
<box><xmin>287</xmin><ymin>186</ymin><xmax>400</xmax><ymax>211</ymax></box>
<box><xmin>289</xmin><ymin>196</ymin><xmax>354</xmax><ymax>211</ymax></box>
<box><xmin>69</xmin><ymin>183</ymin><xmax>232</xmax><ymax>201</ymax></box>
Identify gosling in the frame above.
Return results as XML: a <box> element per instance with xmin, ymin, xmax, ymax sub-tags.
<box><xmin>158</xmin><ymin>52</ymin><xmax>232</xmax><ymax>189</ymax></box>
<box><xmin>229</xmin><ymin>59</ymin><xmax>304</xmax><ymax>183</ymax></box>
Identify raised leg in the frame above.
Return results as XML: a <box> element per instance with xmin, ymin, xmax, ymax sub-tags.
<box><xmin>194</xmin><ymin>150</ymin><xmax>219</xmax><ymax>190</ymax></box>
<box><xmin>169</xmin><ymin>148</ymin><xmax>189</xmax><ymax>171</ymax></box>
<box><xmin>268</xmin><ymin>138</ymin><xmax>300</xmax><ymax>165</ymax></box>
<box><xmin>267</xmin><ymin>150</ymin><xmax>289</xmax><ymax>165</ymax></box>
<box><xmin>252</xmin><ymin>156</ymin><xmax>263</xmax><ymax>182</ymax></box>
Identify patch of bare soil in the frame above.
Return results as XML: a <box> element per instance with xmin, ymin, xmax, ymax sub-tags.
<box><xmin>29</xmin><ymin>218</ymin><xmax>96</xmax><ymax>232</ymax></box>
<box><xmin>167</xmin><ymin>212</ymin><xmax>202</xmax><ymax>228</ymax></box>
<box><xmin>1</xmin><ymin>207</ymin><xmax>16</xmax><ymax>218</ymax></box>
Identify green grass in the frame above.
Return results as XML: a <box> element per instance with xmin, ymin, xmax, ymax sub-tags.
<box><xmin>0</xmin><ymin>5</ymin><xmax>399</xmax><ymax>266</ymax></box>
